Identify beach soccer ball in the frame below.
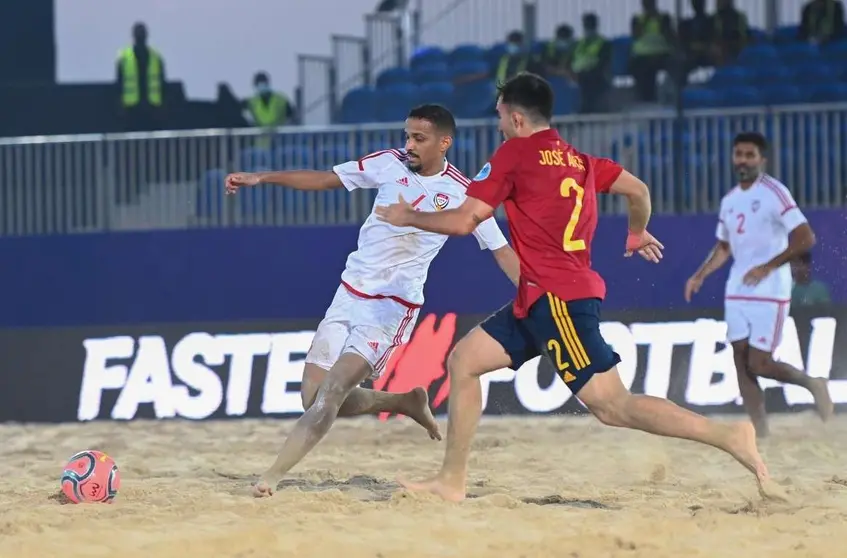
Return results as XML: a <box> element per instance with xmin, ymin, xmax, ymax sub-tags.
<box><xmin>60</xmin><ymin>450</ymin><xmax>121</xmax><ymax>504</ymax></box>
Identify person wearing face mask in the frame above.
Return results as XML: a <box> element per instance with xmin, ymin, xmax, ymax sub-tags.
<box><xmin>538</xmin><ymin>24</ymin><xmax>576</xmax><ymax>79</ymax></box>
<box><xmin>457</xmin><ymin>31</ymin><xmax>536</xmax><ymax>85</ymax></box>
<box><xmin>571</xmin><ymin>13</ymin><xmax>611</xmax><ymax>114</ymax></box>
<box><xmin>116</xmin><ymin>22</ymin><xmax>166</xmax><ymax>132</ymax></box>
<box><xmin>244</xmin><ymin>72</ymin><xmax>294</xmax><ymax>129</ymax></box>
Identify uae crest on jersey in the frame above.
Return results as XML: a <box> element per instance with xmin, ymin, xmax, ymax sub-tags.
<box><xmin>751</xmin><ymin>200</ymin><xmax>760</xmax><ymax>212</ymax></box>
<box><xmin>434</xmin><ymin>192</ymin><xmax>449</xmax><ymax>210</ymax></box>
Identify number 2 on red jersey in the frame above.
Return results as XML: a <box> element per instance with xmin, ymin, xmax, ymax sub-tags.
<box><xmin>560</xmin><ymin>177</ymin><xmax>586</xmax><ymax>252</ymax></box>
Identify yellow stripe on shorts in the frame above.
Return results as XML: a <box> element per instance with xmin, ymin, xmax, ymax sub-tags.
<box><xmin>546</xmin><ymin>293</ymin><xmax>589</xmax><ymax>370</ymax></box>
<box><xmin>547</xmin><ymin>293</ymin><xmax>587</xmax><ymax>370</ymax></box>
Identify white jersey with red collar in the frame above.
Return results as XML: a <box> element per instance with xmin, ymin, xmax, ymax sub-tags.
<box><xmin>331</xmin><ymin>149</ymin><xmax>508</xmax><ymax>308</ymax></box>
<box><xmin>716</xmin><ymin>173</ymin><xmax>808</xmax><ymax>302</ymax></box>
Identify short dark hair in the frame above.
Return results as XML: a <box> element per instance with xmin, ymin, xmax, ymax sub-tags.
<box><xmin>497</xmin><ymin>72</ymin><xmax>554</xmax><ymax>123</ymax></box>
<box><xmin>583</xmin><ymin>13</ymin><xmax>599</xmax><ymax>29</ymax></box>
<box><xmin>254</xmin><ymin>71</ymin><xmax>269</xmax><ymax>84</ymax></box>
<box><xmin>507</xmin><ymin>30</ymin><xmax>524</xmax><ymax>44</ymax></box>
<box><xmin>733</xmin><ymin>132</ymin><xmax>768</xmax><ymax>156</ymax></box>
<box><xmin>555</xmin><ymin>24</ymin><xmax>573</xmax><ymax>39</ymax></box>
<box><xmin>407</xmin><ymin>104</ymin><xmax>456</xmax><ymax>135</ymax></box>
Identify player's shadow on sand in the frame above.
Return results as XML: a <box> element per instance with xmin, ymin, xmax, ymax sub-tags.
<box><xmin>213</xmin><ymin>470</ymin><xmax>611</xmax><ymax>508</ymax></box>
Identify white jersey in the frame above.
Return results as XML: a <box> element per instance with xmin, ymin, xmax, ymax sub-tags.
<box><xmin>332</xmin><ymin>149</ymin><xmax>508</xmax><ymax>307</ymax></box>
<box><xmin>716</xmin><ymin>174</ymin><xmax>808</xmax><ymax>302</ymax></box>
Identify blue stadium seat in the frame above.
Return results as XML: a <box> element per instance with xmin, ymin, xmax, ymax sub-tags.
<box><xmin>410</xmin><ymin>46</ymin><xmax>448</xmax><ymax>70</ymax></box>
<box><xmin>486</xmin><ymin>44</ymin><xmax>508</xmax><ymax>67</ymax></box>
<box><xmin>758</xmin><ymin>84</ymin><xmax>805</xmax><ymax>105</ymax></box>
<box><xmin>749</xmin><ymin>28</ymin><xmax>768</xmax><ymax>42</ymax></box>
<box><xmin>737</xmin><ymin>43</ymin><xmax>779</xmax><ymax>64</ymax></box>
<box><xmin>777</xmin><ymin>41</ymin><xmax>820</xmax><ymax>62</ymax></box>
<box><xmin>682</xmin><ymin>88</ymin><xmax>720</xmax><ymax>109</ymax></box>
<box><xmin>339</xmin><ymin>87</ymin><xmax>377</xmax><ymax>124</ymax></box>
<box><xmin>749</xmin><ymin>65</ymin><xmax>797</xmax><ymax>85</ymax></box>
<box><xmin>709</xmin><ymin>65</ymin><xmax>754</xmax><ymax>87</ymax></box>
<box><xmin>195</xmin><ymin>168</ymin><xmax>227</xmax><ymax>219</ymax></box>
<box><xmin>376</xmin><ymin>83</ymin><xmax>420</xmax><ymax>122</ymax></box>
<box><xmin>450</xmin><ymin>60</ymin><xmax>489</xmax><ymax>81</ymax></box>
<box><xmin>376</xmin><ymin>67</ymin><xmax>413</xmax><ymax>89</ymax></box>
<box><xmin>448</xmin><ymin>44</ymin><xmax>487</xmax><ymax>66</ymax></box>
<box><xmin>239</xmin><ymin>147</ymin><xmax>272</xmax><ymax>171</ymax></box>
<box><xmin>419</xmin><ymin>81</ymin><xmax>454</xmax><ymax>107</ymax></box>
<box><xmin>531</xmin><ymin>40</ymin><xmax>548</xmax><ymax>55</ymax></box>
<box><xmin>773</xmin><ymin>25</ymin><xmax>800</xmax><ymax>42</ymax></box>
<box><xmin>453</xmin><ymin>80</ymin><xmax>496</xmax><ymax>119</ymax></box>
<box><xmin>822</xmin><ymin>38</ymin><xmax>847</xmax><ymax>62</ymax></box>
<box><xmin>718</xmin><ymin>86</ymin><xmax>763</xmax><ymax>107</ymax></box>
<box><xmin>610</xmin><ymin>36</ymin><xmax>632</xmax><ymax>76</ymax></box>
<box><xmin>807</xmin><ymin>82</ymin><xmax>847</xmax><ymax>102</ymax></box>
<box><xmin>547</xmin><ymin>76</ymin><xmax>578</xmax><ymax>114</ymax></box>
<box><xmin>792</xmin><ymin>61</ymin><xmax>836</xmax><ymax>83</ymax></box>
<box><xmin>412</xmin><ymin>63</ymin><xmax>450</xmax><ymax>84</ymax></box>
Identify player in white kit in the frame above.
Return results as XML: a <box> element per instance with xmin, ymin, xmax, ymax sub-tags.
<box><xmin>224</xmin><ymin>104</ymin><xmax>520</xmax><ymax>496</ymax></box>
<box><xmin>685</xmin><ymin>132</ymin><xmax>833</xmax><ymax>437</ymax></box>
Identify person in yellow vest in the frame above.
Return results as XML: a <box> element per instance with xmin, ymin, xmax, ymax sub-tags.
<box><xmin>712</xmin><ymin>0</ymin><xmax>749</xmax><ymax>65</ymax></box>
<box><xmin>455</xmin><ymin>31</ymin><xmax>538</xmax><ymax>85</ymax></box>
<box><xmin>537</xmin><ymin>24</ymin><xmax>576</xmax><ymax>80</ymax></box>
<box><xmin>629</xmin><ymin>0</ymin><xmax>675</xmax><ymax>102</ymax></box>
<box><xmin>572</xmin><ymin>13</ymin><xmax>612</xmax><ymax>114</ymax></box>
<box><xmin>116</xmin><ymin>22</ymin><xmax>166</xmax><ymax>132</ymax></box>
<box><xmin>244</xmin><ymin>72</ymin><xmax>294</xmax><ymax>128</ymax></box>
<box><xmin>799</xmin><ymin>0</ymin><xmax>845</xmax><ymax>45</ymax></box>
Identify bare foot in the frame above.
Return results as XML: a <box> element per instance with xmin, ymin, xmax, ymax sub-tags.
<box><xmin>398</xmin><ymin>475</ymin><xmax>465</xmax><ymax>502</ymax></box>
<box><xmin>401</xmin><ymin>387</ymin><xmax>442</xmax><ymax>441</ymax></box>
<box><xmin>808</xmin><ymin>378</ymin><xmax>834</xmax><ymax>422</ymax></box>
<box><xmin>252</xmin><ymin>478</ymin><xmax>275</xmax><ymax>498</ymax></box>
<box><xmin>723</xmin><ymin>422</ymin><xmax>787</xmax><ymax>502</ymax></box>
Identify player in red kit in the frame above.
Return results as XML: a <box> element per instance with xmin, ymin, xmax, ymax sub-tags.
<box><xmin>376</xmin><ymin>72</ymin><xmax>779</xmax><ymax>503</ymax></box>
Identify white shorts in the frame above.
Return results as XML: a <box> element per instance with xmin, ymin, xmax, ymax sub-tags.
<box><xmin>305</xmin><ymin>284</ymin><xmax>419</xmax><ymax>378</ymax></box>
<box><xmin>724</xmin><ymin>298</ymin><xmax>791</xmax><ymax>352</ymax></box>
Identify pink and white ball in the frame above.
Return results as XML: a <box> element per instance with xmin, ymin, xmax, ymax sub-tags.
<box><xmin>60</xmin><ymin>450</ymin><xmax>121</xmax><ymax>504</ymax></box>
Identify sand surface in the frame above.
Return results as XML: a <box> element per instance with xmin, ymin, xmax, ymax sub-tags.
<box><xmin>1</xmin><ymin>413</ymin><xmax>845</xmax><ymax>558</ymax></box>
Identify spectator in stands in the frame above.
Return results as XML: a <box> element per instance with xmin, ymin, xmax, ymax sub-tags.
<box><xmin>712</xmin><ymin>0</ymin><xmax>750</xmax><ymax>65</ymax></box>
<box><xmin>457</xmin><ymin>31</ymin><xmax>537</xmax><ymax>85</ymax></box>
<box><xmin>629</xmin><ymin>0</ymin><xmax>675</xmax><ymax>102</ymax></box>
<box><xmin>799</xmin><ymin>0</ymin><xmax>846</xmax><ymax>44</ymax></box>
<box><xmin>791</xmin><ymin>252</ymin><xmax>832</xmax><ymax>306</ymax></box>
<box><xmin>116</xmin><ymin>22</ymin><xmax>166</xmax><ymax>132</ymax></box>
<box><xmin>244</xmin><ymin>72</ymin><xmax>295</xmax><ymax>128</ymax></box>
<box><xmin>679</xmin><ymin>0</ymin><xmax>715</xmax><ymax>78</ymax></box>
<box><xmin>538</xmin><ymin>24</ymin><xmax>576</xmax><ymax>79</ymax></box>
<box><xmin>572</xmin><ymin>13</ymin><xmax>612</xmax><ymax>114</ymax></box>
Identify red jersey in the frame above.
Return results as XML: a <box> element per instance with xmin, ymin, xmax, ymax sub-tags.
<box><xmin>466</xmin><ymin>129</ymin><xmax>623</xmax><ymax>318</ymax></box>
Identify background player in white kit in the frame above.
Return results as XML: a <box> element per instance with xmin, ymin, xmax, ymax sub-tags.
<box><xmin>685</xmin><ymin>132</ymin><xmax>833</xmax><ymax>437</ymax></box>
<box><xmin>224</xmin><ymin>104</ymin><xmax>519</xmax><ymax>496</ymax></box>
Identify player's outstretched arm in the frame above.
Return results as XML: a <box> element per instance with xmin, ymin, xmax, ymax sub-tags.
<box><xmin>685</xmin><ymin>241</ymin><xmax>731</xmax><ymax>302</ymax></box>
<box><xmin>375</xmin><ymin>195</ymin><xmax>495</xmax><ymax>236</ymax></box>
<box><xmin>608</xmin><ymin>169</ymin><xmax>651</xmax><ymax>233</ymax></box>
<box><xmin>225</xmin><ymin>170</ymin><xmax>342</xmax><ymax>194</ymax></box>
<box><xmin>607</xmin><ymin>170</ymin><xmax>664</xmax><ymax>262</ymax></box>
